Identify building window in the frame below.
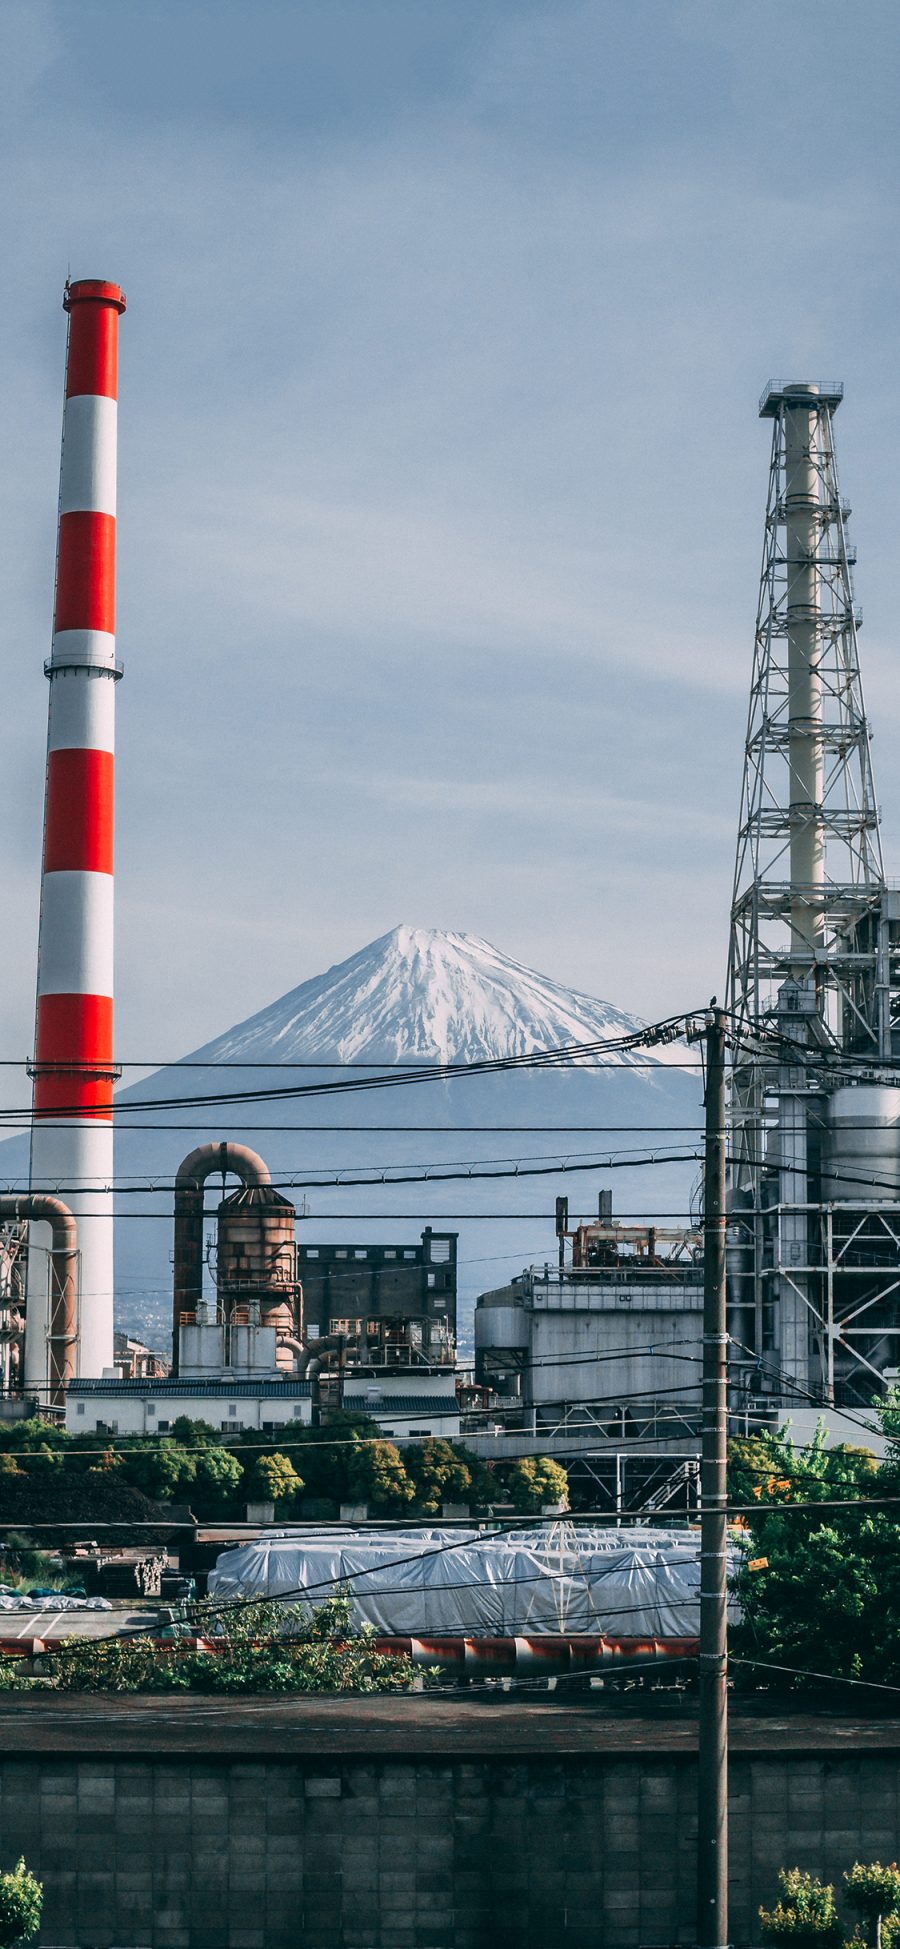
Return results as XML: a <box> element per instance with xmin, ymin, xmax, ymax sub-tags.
<box><xmin>419</xmin><ymin>1429</ymin><xmax>432</xmax><ymax>1437</ymax></box>
<box><xmin>429</xmin><ymin>1238</ymin><xmax>452</xmax><ymax>1263</ymax></box>
<box><xmin>336</xmin><ymin>1249</ymin><xmax>348</xmax><ymax>1259</ymax></box>
<box><xmin>306</xmin><ymin>1249</ymin><xmax>319</xmax><ymax>1259</ymax></box>
<box><xmin>228</xmin><ymin>1404</ymin><xmax>237</xmax><ymax>1416</ymax></box>
<box><xmin>76</xmin><ymin>1402</ymin><xmax>85</xmax><ymax>1416</ymax></box>
<box><xmin>354</xmin><ymin>1249</ymin><xmax>367</xmax><ymax>1260</ymax></box>
<box><xmin>427</xmin><ymin>1273</ymin><xmax>436</xmax><ymax>1288</ymax></box>
<box><xmin>147</xmin><ymin>1403</ymin><xmax>156</xmax><ymax>1414</ymax></box>
<box><xmin>382</xmin><ymin>1428</ymin><xmax>394</xmax><ymax>1436</ymax></box>
<box><xmin>403</xmin><ymin>1250</ymin><xmax>416</xmax><ymax>1260</ymax></box>
<box><xmin>292</xmin><ymin>1403</ymin><xmax>303</xmax><ymax>1413</ymax></box>
<box><xmin>158</xmin><ymin>1421</ymin><xmax>170</xmax><ymax>1433</ymax></box>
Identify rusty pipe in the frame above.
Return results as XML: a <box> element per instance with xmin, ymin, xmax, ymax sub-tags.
<box><xmin>0</xmin><ymin>1195</ymin><xmax>77</xmax><ymax>1410</ymax></box>
<box><xmin>371</xmin><ymin>1635</ymin><xmax>699</xmax><ymax>1674</ymax></box>
<box><xmin>172</xmin><ymin>1143</ymin><xmax>271</xmax><ymax>1372</ymax></box>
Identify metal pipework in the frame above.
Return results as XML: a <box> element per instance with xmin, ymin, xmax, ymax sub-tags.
<box><xmin>172</xmin><ymin>1143</ymin><xmax>272</xmax><ymax>1371</ymax></box>
<box><xmin>1</xmin><ymin>1195</ymin><xmax>77</xmax><ymax>1409</ymax></box>
<box><xmin>371</xmin><ymin>1634</ymin><xmax>699</xmax><ymax>1675</ymax></box>
<box><xmin>295</xmin><ymin>1332</ymin><xmax>358</xmax><ymax>1380</ymax></box>
<box><xmin>783</xmin><ymin>383</ymin><xmax>826</xmax><ymax>969</ymax></box>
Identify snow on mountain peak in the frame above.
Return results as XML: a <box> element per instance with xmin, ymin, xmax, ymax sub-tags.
<box><xmin>188</xmin><ymin>925</ymin><xmax>683</xmax><ymax>1069</ymax></box>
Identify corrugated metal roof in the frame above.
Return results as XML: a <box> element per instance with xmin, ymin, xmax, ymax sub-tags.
<box><xmin>343</xmin><ymin>1395</ymin><xmax>459</xmax><ymax>1415</ymax></box>
<box><xmin>67</xmin><ymin>1379</ymin><xmax>313</xmax><ymax>1399</ymax></box>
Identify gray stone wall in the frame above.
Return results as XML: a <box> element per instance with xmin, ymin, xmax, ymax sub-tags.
<box><xmin>1</xmin><ymin>1742</ymin><xmax>898</xmax><ymax>1949</ymax></box>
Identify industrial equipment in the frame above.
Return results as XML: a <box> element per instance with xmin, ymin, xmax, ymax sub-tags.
<box><xmin>727</xmin><ymin>382</ymin><xmax>900</xmax><ymax>1407</ymax></box>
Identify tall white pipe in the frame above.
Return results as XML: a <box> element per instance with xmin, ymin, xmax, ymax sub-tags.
<box><xmin>24</xmin><ymin>279</ymin><xmax>125</xmax><ymax>1394</ymax></box>
<box><xmin>784</xmin><ymin>384</ymin><xmax>825</xmax><ymax>968</ymax></box>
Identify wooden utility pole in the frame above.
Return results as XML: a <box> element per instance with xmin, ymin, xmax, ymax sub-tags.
<box><xmin>697</xmin><ymin>1006</ymin><xmax>729</xmax><ymax>1948</ymax></box>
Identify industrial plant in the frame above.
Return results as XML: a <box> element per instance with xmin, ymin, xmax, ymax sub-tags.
<box><xmin>0</xmin><ymin>288</ymin><xmax>898</xmax><ymax>1490</ymax></box>
<box><xmin>474</xmin><ymin>378</ymin><xmax>900</xmax><ymax>1472</ymax></box>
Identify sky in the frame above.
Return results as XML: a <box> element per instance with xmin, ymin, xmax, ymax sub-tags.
<box><xmin>2</xmin><ymin>0</ymin><xmax>900</xmax><ymax>1093</ymax></box>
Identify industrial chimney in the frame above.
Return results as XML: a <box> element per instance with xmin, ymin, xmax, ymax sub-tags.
<box><xmin>24</xmin><ymin>279</ymin><xmax>126</xmax><ymax>1392</ymax></box>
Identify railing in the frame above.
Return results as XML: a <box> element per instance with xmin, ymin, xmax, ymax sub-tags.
<box><xmin>759</xmin><ymin>378</ymin><xmax>844</xmax><ymax>415</ymax></box>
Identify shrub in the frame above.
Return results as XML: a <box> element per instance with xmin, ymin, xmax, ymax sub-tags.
<box><xmin>759</xmin><ymin>1868</ymin><xmax>843</xmax><ymax>1944</ymax></box>
<box><xmin>345</xmin><ymin>1439</ymin><xmax>413</xmax><ymax>1514</ymax></box>
<box><xmin>118</xmin><ymin>1441</ymin><xmax>197</xmax><ymax>1502</ymax></box>
<box><xmin>250</xmin><ymin>1453</ymin><xmax>303</xmax><ymax>1508</ymax></box>
<box><xmin>193</xmin><ymin>1445</ymin><xmax>244</xmax><ymax>1513</ymax></box>
<box><xmin>0</xmin><ymin>1857</ymin><xmax>42</xmax><ymax>1946</ymax></box>
<box><xmin>844</xmin><ymin>1862</ymin><xmax>900</xmax><ymax>1947</ymax></box>
<box><xmin>47</xmin><ymin>1593</ymin><xmax>428</xmax><ymax>1696</ymax></box>
<box><xmin>405</xmin><ymin>1438</ymin><xmax>471</xmax><ymax>1515</ymax></box>
<box><xmin>507</xmin><ymin>1456</ymin><xmax>569</xmax><ymax>1514</ymax></box>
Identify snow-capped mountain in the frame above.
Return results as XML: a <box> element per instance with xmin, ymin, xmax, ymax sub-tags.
<box><xmin>192</xmin><ymin>925</ymin><xmax>686</xmax><ymax>1069</ymax></box>
<box><xmin>0</xmin><ymin>928</ymin><xmax>702</xmax><ymax>1354</ymax></box>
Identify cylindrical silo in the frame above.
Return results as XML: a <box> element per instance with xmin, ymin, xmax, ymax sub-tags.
<box><xmin>823</xmin><ymin>1087</ymin><xmax>900</xmax><ymax>1204</ymax></box>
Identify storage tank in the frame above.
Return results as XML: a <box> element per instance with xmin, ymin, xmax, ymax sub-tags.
<box><xmin>217</xmin><ymin>1184</ymin><xmax>301</xmax><ymax>1372</ymax></box>
<box><xmin>823</xmin><ymin>1086</ymin><xmax>900</xmax><ymax>1204</ymax></box>
<box><xmin>473</xmin><ymin>1285</ymin><xmax>530</xmax><ymax>1397</ymax></box>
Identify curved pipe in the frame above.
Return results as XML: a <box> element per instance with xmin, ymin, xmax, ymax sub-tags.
<box><xmin>0</xmin><ymin>1195</ymin><xmax>77</xmax><ymax>1409</ymax></box>
<box><xmin>172</xmin><ymin>1143</ymin><xmax>271</xmax><ymax>1371</ymax></box>
<box><xmin>294</xmin><ymin>1332</ymin><xmax>357</xmax><ymax>1380</ymax></box>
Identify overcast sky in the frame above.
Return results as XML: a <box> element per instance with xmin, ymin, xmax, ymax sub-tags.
<box><xmin>2</xmin><ymin>0</ymin><xmax>900</xmax><ymax>1090</ymax></box>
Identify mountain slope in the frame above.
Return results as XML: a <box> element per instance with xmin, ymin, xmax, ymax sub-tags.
<box><xmin>190</xmin><ymin>925</ymin><xmax>684</xmax><ymax>1068</ymax></box>
<box><xmin>1</xmin><ymin>928</ymin><xmax>703</xmax><ymax>1355</ymax></box>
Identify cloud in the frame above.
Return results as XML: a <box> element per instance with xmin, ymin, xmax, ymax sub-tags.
<box><xmin>0</xmin><ymin>0</ymin><xmax>898</xmax><ymax>1087</ymax></box>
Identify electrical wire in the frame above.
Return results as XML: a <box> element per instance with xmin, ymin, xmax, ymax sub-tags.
<box><xmin>729</xmin><ymin>1655</ymin><xmax>900</xmax><ymax>1696</ymax></box>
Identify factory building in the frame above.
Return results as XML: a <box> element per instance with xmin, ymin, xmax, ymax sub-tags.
<box><xmin>474</xmin><ymin>1197</ymin><xmax>703</xmax><ymax>1445</ymax></box>
<box><xmin>65</xmin><ymin>1139</ymin><xmax>459</xmax><ymax>1436</ymax></box>
<box><xmin>65</xmin><ymin>1376</ymin><xmax>314</xmax><ymax>1438</ymax></box>
<box><xmin>299</xmin><ymin>1229</ymin><xmax>457</xmax><ymax>1355</ymax></box>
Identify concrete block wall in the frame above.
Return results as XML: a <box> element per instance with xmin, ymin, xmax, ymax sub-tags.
<box><xmin>0</xmin><ymin>1703</ymin><xmax>897</xmax><ymax>1949</ymax></box>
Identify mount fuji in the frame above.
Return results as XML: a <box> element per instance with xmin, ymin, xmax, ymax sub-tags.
<box><xmin>2</xmin><ymin>928</ymin><xmax>704</xmax><ymax>1355</ymax></box>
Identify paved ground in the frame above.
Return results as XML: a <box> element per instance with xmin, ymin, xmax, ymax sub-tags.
<box><xmin>0</xmin><ymin>1606</ymin><xmax>152</xmax><ymax>1643</ymax></box>
<box><xmin>0</xmin><ymin>1692</ymin><xmax>897</xmax><ymax>1756</ymax></box>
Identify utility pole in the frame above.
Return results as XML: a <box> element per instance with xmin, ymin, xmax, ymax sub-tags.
<box><xmin>698</xmin><ymin>1006</ymin><xmax>729</xmax><ymax>1948</ymax></box>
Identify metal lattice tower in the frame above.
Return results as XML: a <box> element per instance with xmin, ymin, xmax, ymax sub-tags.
<box><xmin>727</xmin><ymin>382</ymin><xmax>892</xmax><ymax>1404</ymax></box>
<box><xmin>730</xmin><ymin>381</ymin><xmax>883</xmax><ymax>1056</ymax></box>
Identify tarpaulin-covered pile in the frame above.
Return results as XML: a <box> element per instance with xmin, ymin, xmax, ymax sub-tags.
<box><xmin>208</xmin><ymin>1524</ymin><xmax>723</xmax><ymax>1638</ymax></box>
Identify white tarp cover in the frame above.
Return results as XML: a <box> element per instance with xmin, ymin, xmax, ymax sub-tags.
<box><xmin>208</xmin><ymin>1524</ymin><xmax>716</xmax><ymax>1637</ymax></box>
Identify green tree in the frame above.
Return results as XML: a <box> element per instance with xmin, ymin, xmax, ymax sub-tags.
<box><xmin>0</xmin><ymin>1418</ymin><xmax>69</xmax><ymax>1455</ymax></box>
<box><xmin>729</xmin><ymin>1426</ymin><xmax>878</xmax><ymax>1511</ymax></box>
<box><xmin>118</xmin><ymin>1441</ymin><xmax>197</xmax><ymax>1502</ymax></box>
<box><xmin>346</xmin><ymin>1438</ymin><xmax>413</xmax><ymax>1514</ymax></box>
<box><xmin>759</xmin><ymin>1869</ymin><xmax>843</xmax><ymax>1944</ymax></box>
<box><xmin>20</xmin><ymin>1443</ymin><xmax>64</xmax><ymax>1481</ymax></box>
<box><xmin>0</xmin><ymin>1857</ymin><xmax>42</xmax><ymax>1946</ymax></box>
<box><xmin>405</xmin><ymin>1438</ymin><xmax>471</xmax><ymax>1515</ymax></box>
<box><xmin>193</xmin><ymin>1445</ymin><xmax>244</xmax><ymax>1514</ymax></box>
<box><xmin>244</xmin><ymin>1414</ymin><xmax>379</xmax><ymax>1508</ymax></box>
<box><xmin>731</xmin><ymin>1510</ymin><xmax>900</xmax><ymax>1692</ymax></box>
<box><xmin>250</xmin><ymin>1453</ymin><xmax>303</xmax><ymax>1508</ymax></box>
<box><xmin>507</xmin><ymin>1456</ymin><xmax>569</xmax><ymax>1514</ymax></box>
<box><xmin>844</xmin><ymin>1863</ymin><xmax>900</xmax><ymax>1947</ymax></box>
<box><xmin>452</xmin><ymin>1444</ymin><xmax>496</xmax><ymax>1511</ymax></box>
<box><xmin>170</xmin><ymin>1417</ymin><xmax>221</xmax><ymax>1445</ymax></box>
<box><xmin>45</xmin><ymin>1594</ymin><xmax>430</xmax><ymax>1696</ymax></box>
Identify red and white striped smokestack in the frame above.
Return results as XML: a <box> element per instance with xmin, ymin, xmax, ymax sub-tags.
<box><xmin>24</xmin><ymin>279</ymin><xmax>125</xmax><ymax>1392</ymax></box>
